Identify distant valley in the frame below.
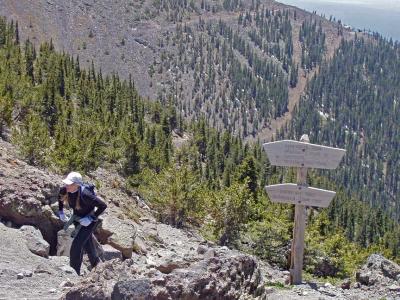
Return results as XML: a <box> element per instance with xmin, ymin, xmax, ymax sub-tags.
<box><xmin>280</xmin><ymin>0</ymin><xmax>400</xmax><ymax>41</ymax></box>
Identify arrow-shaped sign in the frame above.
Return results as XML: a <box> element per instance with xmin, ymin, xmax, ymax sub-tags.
<box><xmin>263</xmin><ymin>140</ymin><xmax>345</xmax><ymax>169</ymax></box>
<box><xmin>265</xmin><ymin>183</ymin><xmax>336</xmax><ymax>208</ymax></box>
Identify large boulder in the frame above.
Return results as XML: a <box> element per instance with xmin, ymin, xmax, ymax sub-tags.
<box><xmin>356</xmin><ymin>254</ymin><xmax>400</xmax><ymax>289</ymax></box>
<box><xmin>96</xmin><ymin>214</ymin><xmax>137</xmax><ymax>259</ymax></box>
<box><xmin>63</xmin><ymin>247</ymin><xmax>266</xmax><ymax>300</ymax></box>
<box><xmin>63</xmin><ymin>222</ymin><xmax>268</xmax><ymax>300</ymax></box>
<box><xmin>365</xmin><ymin>254</ymin><xmax>400</xmax><ymax>280</ymax></box>
<box><xmin>310</xmin><ymin>256</ymin><xmax>339</xmax><ymax>277</ymax></box>
<box><xmin>20</xmin><ymin>225</ymin><xmax>50</xmax><ymax>258</ymax></box>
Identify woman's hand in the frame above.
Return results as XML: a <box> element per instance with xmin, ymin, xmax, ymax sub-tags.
<box><xmin>59</xmin><ymin>210</ymin><xmax>67</xmax><ymax>222</ymax></box>
<box><xmin>79</xmin><ymin>216</ymin><xmax>93</xmax><ymax>227</ymax></box>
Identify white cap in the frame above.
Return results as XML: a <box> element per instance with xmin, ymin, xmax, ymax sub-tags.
<box><xmin>62</xmin><ymin>172</ymin><xmax>83</xmax><ymax>185</ymax></box>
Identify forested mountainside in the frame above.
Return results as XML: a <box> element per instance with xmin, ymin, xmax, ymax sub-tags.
<box><xmin>1</xmin><ymin>15</ymin><xmax>400</xmax><ymax>282</ymax></box>
<box><xmin>0</xmin><ymin>0</ymin><xmax>349</xmax><ymax>139</ymax></box>
<box><xmin>286</xmin><ymin>35</ymin><xmax>400</xmax><ymax>223</ymax></box>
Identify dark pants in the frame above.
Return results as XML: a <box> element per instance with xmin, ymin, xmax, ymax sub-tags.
<box><xmin>70</xmin><ymin>221</ymin><xmax>100</xmax><ymax>275</ymax></box>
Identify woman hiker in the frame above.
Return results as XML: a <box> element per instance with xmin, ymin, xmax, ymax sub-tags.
<box><xmin>58</xmin><ymin>171</ymin><xmax>107</xmax><ymax>275</ymax></box>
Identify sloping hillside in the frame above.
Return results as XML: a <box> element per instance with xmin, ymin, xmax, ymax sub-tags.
<box><xmin>287</xmin><ymin>34</ymin><xmax>400</xmax><ymax>222</ymax></box>
<box><xmin>0</xmin><ymin>0</ymin><xmax>352</xmax><ymax>138</ymax></box>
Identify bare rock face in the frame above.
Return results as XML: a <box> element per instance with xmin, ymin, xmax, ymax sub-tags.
<box><xmin>0</xmin><ymin>142</ymin><xmax>63</xmax><ymax>252</ymax></box>
<box><xmin>20</xmin><ymin>225</ymin><xmax>50</xmax><ymax>258</ymax></box>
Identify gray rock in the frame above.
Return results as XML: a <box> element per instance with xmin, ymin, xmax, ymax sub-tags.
<box><xmin>356</xmin><ymin>271</ymin><xmax>371</xmax><ymax>285</ymax></box>
<box><xmin>341</xmin><ymin>278</ymin><xmax>351</xmax><ymax>289</ymax></box>
<box><xmin>204</xmin><ymin>249</ymin><xmax>216</xmax><ymax>259</ymax></box>
<box><xmin>388</xmin><ymin>284</ymin><xmax>400</xmax><ymax>292</ymax></box>
<box><xmin>57</xmin><ymin>227</ymin><xmax>74</xmax><ymax>257</ymax></box>
<box><xmin>111</xmin><ymin>279</ymin><xmax>152</xmax><ymax>300</ymax></box>
<box><xmin>381</xmin><ymin>258</ymin><xmax>400</xmax><ymax>280</ymax></box>
<box><xmin>132</xmin><ymin>236</ymin><xmax>148</xmax><ymax>254</ymax></box>
<box><xmin>60</xmin><ymin>279</ymin><xmax>74</xmax><ymax>288</ymax></box>
<box><xmin>59</xmin><ymin>265</ymin><xmax>76</xmax><ymax>274</ymax></box>
<box><xmin>65</xmin><ymin>247</ymin><xmax>265</xmax><ymax>299</ymax></box>
<box><xmin>0</xmin><ymin>221</ymin><xmax>78</xmax><ymax>299</ymax></box>
<box><xmin>97</xmin><ymin>214</ymin><xmax>137</xmax><ymax>259</ymax></box>
<box><xmin>20</xmin><ymin>225</ymin><xmax>50</xmax><ymax>258</ymax></box>
<box><xmin>155</xmin><ymin>258</ymin><xmax>183</xmax><ymax>274</ymax></box>
<box><xmin>309</xmin><ymin>255</ymin><xmax>339</xmax><ymax>277</ymax></box>
<box><xmin>23</xmin><ymin>270</ymin><xmax>33</xmax><ymax>277</ymax></box>
<box><xmin>102</xmin><ymin>244</ymin><xmax>123</xmax><ymax>261</ymax></box>
<box><xmin>197</xmin><ymin>245</ymin><xmax>208</xmax><ymax>255</ymax></box>
<box><xmin>365</xmin><ymin>254</ymin><xmax>400</xmax><ymax>280</ymax></box>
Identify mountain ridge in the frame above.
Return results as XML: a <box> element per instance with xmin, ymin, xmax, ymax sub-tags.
<box><xmin>0</xmin><ymin>0</ymin><xmax>354</xmax><ymax>140</ymax></box>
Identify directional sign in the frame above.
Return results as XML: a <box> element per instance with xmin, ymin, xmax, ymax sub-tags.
<box><xmin>265</xmin><ymin>183</ymin><xmax>336</xmax><ymax>208</ymax></box>
<box><xmin>263</xmin><ymin>140</ymin><xmax>345</xmax><ymax>169</ymax></box>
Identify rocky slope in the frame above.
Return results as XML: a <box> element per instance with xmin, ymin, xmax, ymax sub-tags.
<box><xmin>2</xmin><ymin>138</ymin><xmax>400</xmax><ymax>299</ymax></box>
<box><xmin>0</xmin><ymin>222</ymin><xmax>78</xmax><ymax>299</ymax></box>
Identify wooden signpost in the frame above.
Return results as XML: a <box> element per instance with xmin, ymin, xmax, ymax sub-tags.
<box><xmin>265</xmin><ymin>184</ymin><xmax>336</xmax><ymax>208</ymax></box>
<box><xmin>263</xmin><ymin>135</ymin><xmax>345</xmax><ymax>285</ymax></box>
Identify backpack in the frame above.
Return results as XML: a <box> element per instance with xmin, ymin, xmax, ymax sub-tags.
<box><xmin>81</xmin><ymin>182</ymin><xmax>96</xmax><ymax>196</ymax></box>
<box><xmin>79</xmin><ymin>182</ymin><xmax>97</xmax><ymax>203</ymax></box>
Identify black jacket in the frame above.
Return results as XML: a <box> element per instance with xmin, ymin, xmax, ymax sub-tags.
<box><xmin>58</xmin><ymin>186</ymin><xmax>107</xmax><ymax>218</ymax></box>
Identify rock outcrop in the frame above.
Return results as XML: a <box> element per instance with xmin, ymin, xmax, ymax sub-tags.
<box><xmin>0</xmin><ymin>142</ymin><xmax>63</xmax><ymax>253</ymax></box>
<box><xmin>0</xmin><ymin>141</ymin><xmax>140</xmax><ymax>259</ymax></box>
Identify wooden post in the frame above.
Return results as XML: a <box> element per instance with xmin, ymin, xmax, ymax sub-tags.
<box><xmin>290</xmin><ymin>134</ymin><xmax>309</xmax><ymax>285</ymax></box>
<box><xmin>263</xmin><ymin>135</ymin><xmax>345</xmax><ymax>285</ymax></box>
